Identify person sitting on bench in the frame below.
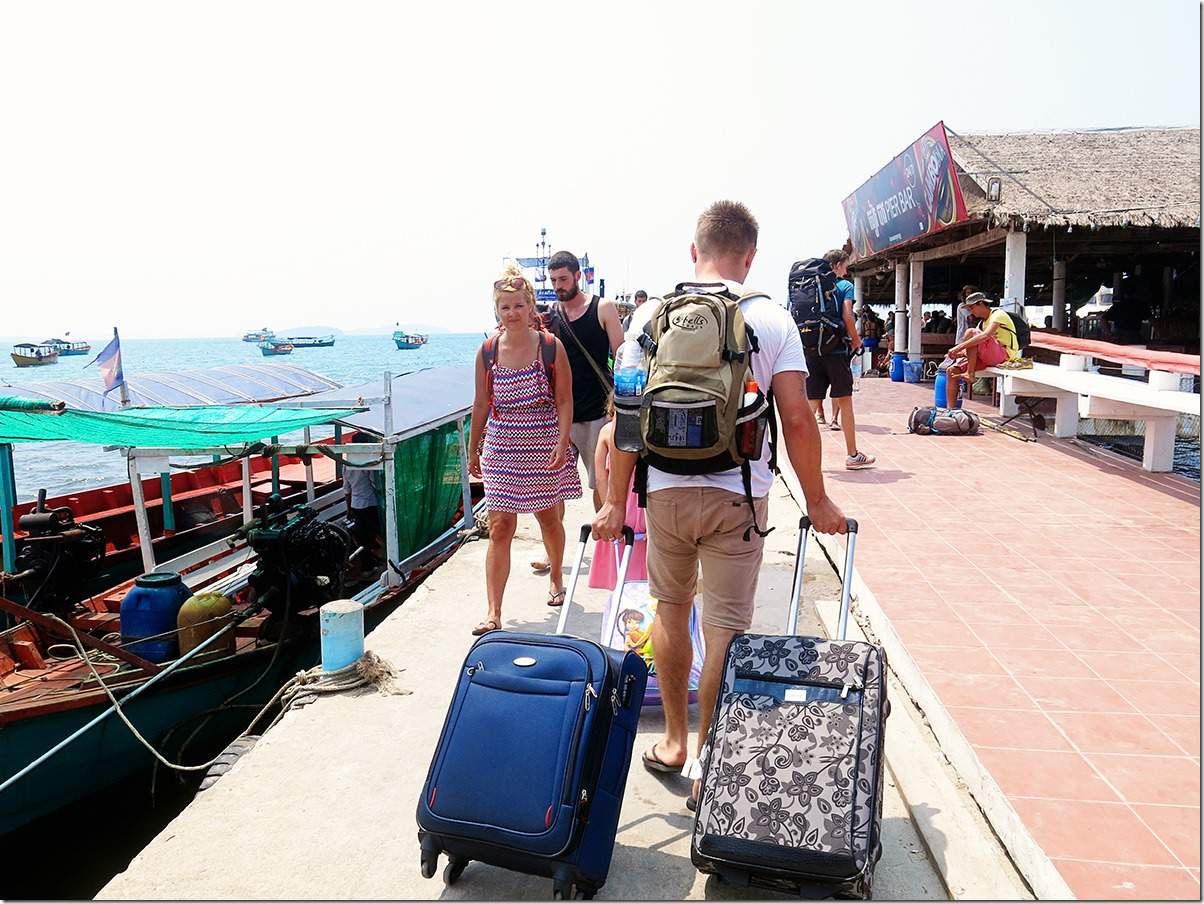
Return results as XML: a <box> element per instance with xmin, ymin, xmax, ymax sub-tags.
<box><xmin>943</xmin><ymin>294</ymin><xmax>1021</xmax><ymax>408</ymax></box>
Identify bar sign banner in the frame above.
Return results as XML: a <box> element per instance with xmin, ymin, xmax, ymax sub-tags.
<box><xmin>842</xmin><ymin>121</ymin><xmax>968</xmax><ymax>258</ymax></box>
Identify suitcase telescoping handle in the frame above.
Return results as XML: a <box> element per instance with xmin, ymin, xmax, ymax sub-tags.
<box><xmin>557</xmin><ymin>524</ymin><xmax>635</xmax><ymax>635</ymax></box>
<box><xmin>786</xmin><ymin>516</ymin><xmax>859</xmax><ymax>640</ymax></box>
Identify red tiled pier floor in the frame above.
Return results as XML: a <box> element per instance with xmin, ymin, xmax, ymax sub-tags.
<box><xmin>804</xmin><ymin>377</ymin><xmax>1200</xmax><ymax>900</ymax></box>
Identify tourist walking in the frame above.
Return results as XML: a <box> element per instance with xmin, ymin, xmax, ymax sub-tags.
<box><xmin>530</xmin><ymin>250</ymin><xmax>624</xmax><ymax>575</ymax></box>
<box><xmin>467</xmin><ymin>264</ymin><xmax>579</xmax><ymax>635</ymax></box>
<box><xmin>593</xmin><ymin>200</ymin><xmax>848</xmax><ymax>811</ymax></box>
<box><xmin>805</xmin><ymin>249</ymin><xmax>875</xmax><ymax>469</ymax></box>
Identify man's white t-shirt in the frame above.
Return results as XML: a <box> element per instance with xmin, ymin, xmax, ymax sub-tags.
<box><xmin>344</xmin><ymin>467</ymin><xmax>378</xmax><ymax>509</ymax></box>
<box><xmin>625</xmin><ymin>280</ymin><xmax>808</xmax><ymax>498</ymax></box>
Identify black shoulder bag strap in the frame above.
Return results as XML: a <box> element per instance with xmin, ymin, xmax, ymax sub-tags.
<box><xmin>555</xmin><ymin>297</ymin><xmax>613</xmax><ymax>395</ymax></box>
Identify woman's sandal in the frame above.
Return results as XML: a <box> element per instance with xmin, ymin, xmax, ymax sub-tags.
<box><xmin>471</xmin><ymin>619</ymin><xmax>500</xmax><ymax>636</ymax></box>
<box><xmin>546</xmin><ymin>589</ymin><xmax>566</xmax><ymax>608</ymax></box>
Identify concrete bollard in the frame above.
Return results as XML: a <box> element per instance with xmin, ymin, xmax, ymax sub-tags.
<box><xmin>320</xmin><ymin>600</ymin><xmax>364</xmax><ymax>672</ymax></box>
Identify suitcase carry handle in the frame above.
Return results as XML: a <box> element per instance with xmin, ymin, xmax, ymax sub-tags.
<box><xmin>787</xmin><ymin>516</ymin><xmax>858</xmax><ymax>640</ymax></box>
<box><xmin>557</xmin><ymin>524</ymin><xmax>634</xmax><ymax>635</ymax></box>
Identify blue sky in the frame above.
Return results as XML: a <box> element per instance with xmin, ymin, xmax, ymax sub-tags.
<box><xmin>0</xmin><ymin>0</ymin><xmax>1198</xmax><ymax>339</ymax></box>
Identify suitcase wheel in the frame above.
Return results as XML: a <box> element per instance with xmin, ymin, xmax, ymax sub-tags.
<box><xmin>443</xmin><ymin>858</ymin><xmax>468</xmax><ymax>886</ymax></box>
<box><xmin>552</xmin><ymin>879</ymin><xmax>573</xmax><ymax>900</ymax></box>
<box><xmin>420</xmin><ymin>850</ymin><xmax>438</xmax><ymax>879</ymax></box>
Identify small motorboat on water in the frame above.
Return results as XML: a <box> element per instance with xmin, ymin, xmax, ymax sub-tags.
<box><xmin>285</xmin><ymin>335</ymin><xmax>336</xmax><ymax>348</ymax></box>
<box><xmin>41</xmin><ymin>338</ymin><xmax>91</xmax><ymax>357</ymax></box>
<box><xmin>392</xmin><ymin>325</ymin><xmax>429</xmax><ymax>350</ymax></box>
<box><xmin>11</xmin><ymin>344</ymin><xmax>59</xmax><ymax>367</ymax></box>
<box><xmin>259</xmin><ymin>339</ymin><xmax>294</xmax><ymax>356</ymax></box>
<box><xmin>242</xmin><ymin>328</ymin><xmax>274</xmax><ymax>343</ymax></box>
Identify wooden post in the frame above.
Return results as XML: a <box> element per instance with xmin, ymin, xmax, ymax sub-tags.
<box><xmin>382</xmin><ymin>372</ymin><xmax>400</xmax><ymax>586</ymax></box>
<box><xmin>1003</xmin><ymin>229</ymin><xmax>1028</xmax><ymax>311</ymax></box>
<box><xmin>127</xmin><ymin>454</ymin><xmax>156</xmax><ymax>574</ymax></box>
<box><xmin>908</xmin><ymin>260</ymin><xmax>924</xmax><ymax>362</ymax></box>
<box><xmin>1052</xmin><ymin>259</ymin><xmax>1067</xmax><ymax>330</ymax></box>
<box><xmin>160</xmin><ymin>472</ymin><xmax>175</xmax><ymax>533</ymax></box>
<box><xmin>0</xmin><ymin>443</ymin><xmax>16</xmax><ymax>572</ymax></box>
<box><xmin>456</xmin><ymin>417</ymin><xmax>473</xmax><ymax>530</ymax></box>
<box><xmin>241</xmin><ymin>457</ymin><xmax>253</xmax><ymax>525</ymax></box>
<box><xmin>893</xmin><ymin>263</ymin><xmax>908</xmax><ymax>352</ymax></box>
<box><xmin>303</xmin><ymin>427</ymin><xmax>315</xmax><ymax>504</ymax></box>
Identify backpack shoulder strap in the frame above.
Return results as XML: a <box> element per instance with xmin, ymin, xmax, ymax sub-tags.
<box><xmin>538</xmin><ymin>329</ymin><xmax>557</xmax><ymax>388</ymax></box>
<box><xmin>482</xmin><ymin>334</ymin><xmax>500</xmax><ymax>418</ymax></box>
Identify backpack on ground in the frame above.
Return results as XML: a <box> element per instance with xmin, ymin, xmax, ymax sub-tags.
<box><xmin>907</xmin><ymin>406</ymin><xmax>981</xmax><ymax>436</ymax></box>
<box><xmin>637</xmin><ymin>283</ymin><xmax>773</xmax><ymax>538</ymax></box>
<box><xmin>995</xmin><ymin>309</ymin><xmax>1032</xmax><ymax>355</ymax></box>
<box><xmin>787</xmin><ymin>258</ymin><xmax>847</xmax><ymax>355</ymax></box>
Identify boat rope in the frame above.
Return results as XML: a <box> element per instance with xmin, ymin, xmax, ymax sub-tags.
<box><xmin>46</xmin><ymin>613</ymin><xmax>405</xmax><ymax>774</ymax></box>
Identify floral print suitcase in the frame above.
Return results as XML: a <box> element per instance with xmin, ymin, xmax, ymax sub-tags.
<box><xmin>690</xmin><ymin>517</ymin><xmax>889</xmax><ymax>899</ymax></box>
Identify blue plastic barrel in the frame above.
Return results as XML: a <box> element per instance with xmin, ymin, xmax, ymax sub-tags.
<box><xmin>933</xmin><ymin>370</ymin><xmax>963</xmax><ymax>409</ymax></box>
<box><xmin>121</xmin><ymin>572</ymin><xmax>192</xmax><ymax>662</ymax></box>
<box><xmin>890</xmin><ymin>352</ymin><xmax>907</xmax><ymax>382</ymax></box>
<box><xmin>904</xmin><ymin>359</ymin><xmax>924</xmax><ymax>384</ymax></box>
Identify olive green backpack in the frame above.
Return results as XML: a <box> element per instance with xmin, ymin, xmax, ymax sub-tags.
<box><xmin>636</xmin><ymin>283</ymin><xmax>773</xmax><ymax>538</ymax></box>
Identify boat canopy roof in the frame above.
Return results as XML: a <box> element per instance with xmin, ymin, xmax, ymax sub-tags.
<box><xmin>301</xmin><ymin>366</ymin><xmax>473</xmax><ymax>441</ymax></box>
<box><xmin>0</xmin><ymin>363</ymin><xmax>341</xmax><ymax>412</ymax></box>
<box><xmin>0</xmin><ymin>401</ymin><xmax>360</xmax><ymax>446</ymax></box>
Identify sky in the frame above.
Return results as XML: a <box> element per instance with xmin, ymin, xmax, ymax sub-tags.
<box><xmin>0</xmin><ymin>0</ymin><xmax>1199</xmax><ymax>339</ymax></box>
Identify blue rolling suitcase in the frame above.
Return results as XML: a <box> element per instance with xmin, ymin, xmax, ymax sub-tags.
<box><xmin>417</xmin><ymin>526</ymin><xmax>647</xmax><ymax>899</ymax></box>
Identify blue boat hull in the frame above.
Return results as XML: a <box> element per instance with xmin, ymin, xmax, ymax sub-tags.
<box><xmin>0</xmin><ymin>641</ymin><xmax>308</xmax><ymax>835</ymax></box>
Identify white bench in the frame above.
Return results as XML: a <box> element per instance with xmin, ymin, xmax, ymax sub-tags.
<box><xmin>981</xmin><ymin>355</ymin><xmax>1199</xmax><ymax>472</ymax></box>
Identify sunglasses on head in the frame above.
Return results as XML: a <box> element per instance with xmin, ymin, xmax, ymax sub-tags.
<box><xmin>494</xmin><ymin>276</ymin><xmax>526</xmax><ymax>291</ymax></box>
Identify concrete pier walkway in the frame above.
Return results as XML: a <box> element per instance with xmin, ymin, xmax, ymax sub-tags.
<box><xmin>100</xmin><ymin>479</ymin><xmax>975</xmax><ymax>900</ymax></box>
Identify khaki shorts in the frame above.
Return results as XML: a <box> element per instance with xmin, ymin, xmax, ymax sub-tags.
<box><xmin>645</xmin><ymin>487</ymin><xmax>768</xmax><ymax>632</ymax></box>
<box><xmin>569</xmin><ymin>416</ymin><xmax>609</xmax><ymax>490</ymax></box>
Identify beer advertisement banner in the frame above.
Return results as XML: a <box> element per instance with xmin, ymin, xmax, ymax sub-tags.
<box><xmin>842</xmin><ymin>121</ymin><xmax>968</xmax><ymax>259</ymax></box>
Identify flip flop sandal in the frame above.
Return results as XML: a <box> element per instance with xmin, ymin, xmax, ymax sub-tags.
<box><xmin>642</xmin><ymin>745</ymin><xmax>683</xmax><ymax>774</ymax></box>
<box><xmin>530</xmin><ymin>561</ymin><xmax>552</xmax><ymax>575</ymax></box>
<box><xmin>686</xmin><ymin>793</ymin><xmax>699</xmax><ymax>812</ymax></box>
<box><xmin>546</xmin><ymin>589</ymin><xmax>566</xmax><ymax>608</ymax></box>
<box><xmin>829</xmin><ymin>420</ymin><xmax>842</xmax><ymax>431</ymax></box>
<box><xmin>471</xmin><ymin>619</ymin><xmax>499</xmax><ymax>636</ymax></box>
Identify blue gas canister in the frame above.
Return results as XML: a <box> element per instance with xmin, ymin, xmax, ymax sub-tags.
<box><xmin>934</xmin><ymin>369</ymin><xmax>964</xmax><ymax>409</ymax></box>
<box><xmin>121</xmin><ymin>572</ymin><xmax>192</xmax><ymax>662</ymax></box>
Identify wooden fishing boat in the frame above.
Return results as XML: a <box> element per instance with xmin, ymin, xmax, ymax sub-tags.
<box><xmin>10</xmin><ymin>344</ymin><xmax>59</xmax><ymax>368</ymax></box>
<box><xmin>0</xmin><ymin>367</ymin><xmax>477</xmax><ymax>835</ymax></box>
<box><xmin>392</xmin><ymin>327</ymin><xmax>428</xmax><ymax>350</ymax></box>
<box><xmin>259</xmin><ymin>339</ymin><xmax>294</xmax><ymax>356</ymax></box>
<box><xmin>285</xmin><ymin>335</ymin><xmax>335</xmax><ymax>349</ymax></box>
<box><xmin>40</xmin><ymin>339</ymin><xmax>91</xmax><ymax>357</ymax></box>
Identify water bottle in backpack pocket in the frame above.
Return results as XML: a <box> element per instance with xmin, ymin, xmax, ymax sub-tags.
<box><xmin>613</xmin><ymin>337</ymin><xmax>646</xmax><ymax>453</ymax></box>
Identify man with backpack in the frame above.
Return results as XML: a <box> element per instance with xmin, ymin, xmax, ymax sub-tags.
<box><xmin>592</xmin><ymin>200</ymin><xmax>847</xmax><ymax>810</ymax></box>
<box><xmin>788</xmin><ymin>249</ymin><xmax>875</xmax><ymax>469</ymax></box>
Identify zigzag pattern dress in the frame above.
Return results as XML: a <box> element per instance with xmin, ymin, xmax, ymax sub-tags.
<box><xmin>482</xmin><ymin>357</ymin><xmax>582</xmax><ymax>513</ymax></box>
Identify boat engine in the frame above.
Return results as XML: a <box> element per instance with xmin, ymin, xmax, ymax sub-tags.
<box><xmin>238</xmin><ymin>500</ymin><xmax>351</xmax><ymax>621</ymax></box>
<box><xmin>1</xmin><ymin>490</ymin><xmax>106</xmax><ymax>616</ymax></box>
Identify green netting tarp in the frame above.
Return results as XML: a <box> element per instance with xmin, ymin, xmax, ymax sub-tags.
<box><xmin>0</xmin><ymin>405</ymin><xmax>360</xmax><ymax>446</ymax></box>
<box><xmin>392</xmin><ymin>419</ymin><xmax>467</xmax><ymax>561</ymax></box>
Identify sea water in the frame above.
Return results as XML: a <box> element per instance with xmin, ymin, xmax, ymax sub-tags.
<box><xmin>0</xmin><ymin>333</ymin><xmax>484</xmax><ymax>501</ymax></box>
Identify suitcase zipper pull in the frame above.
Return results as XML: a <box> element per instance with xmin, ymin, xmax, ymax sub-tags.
<box><xmin>840</xmin><ymin>681</ymin><xmax>863</xmax><ymax>700</ymax></box>
<box><xmin>584</xmin><ymin>684</ymin><xmax>597</xmax><ymax>711</ymax></box>
<box><xmin>466</xmin><ymin>660</ymin><xmax>485</xmax><ymax>677</ymax></box>
<box><xmin>579</xmin><ymin>787</ymin><xmax>591</xmax><ymax>823</ymax></box>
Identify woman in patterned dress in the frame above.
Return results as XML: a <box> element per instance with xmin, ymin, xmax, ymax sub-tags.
<box><xmin>467</xmin><ymin>264</ymin><xmax>581</xmax><ymax>636</ymax></box>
